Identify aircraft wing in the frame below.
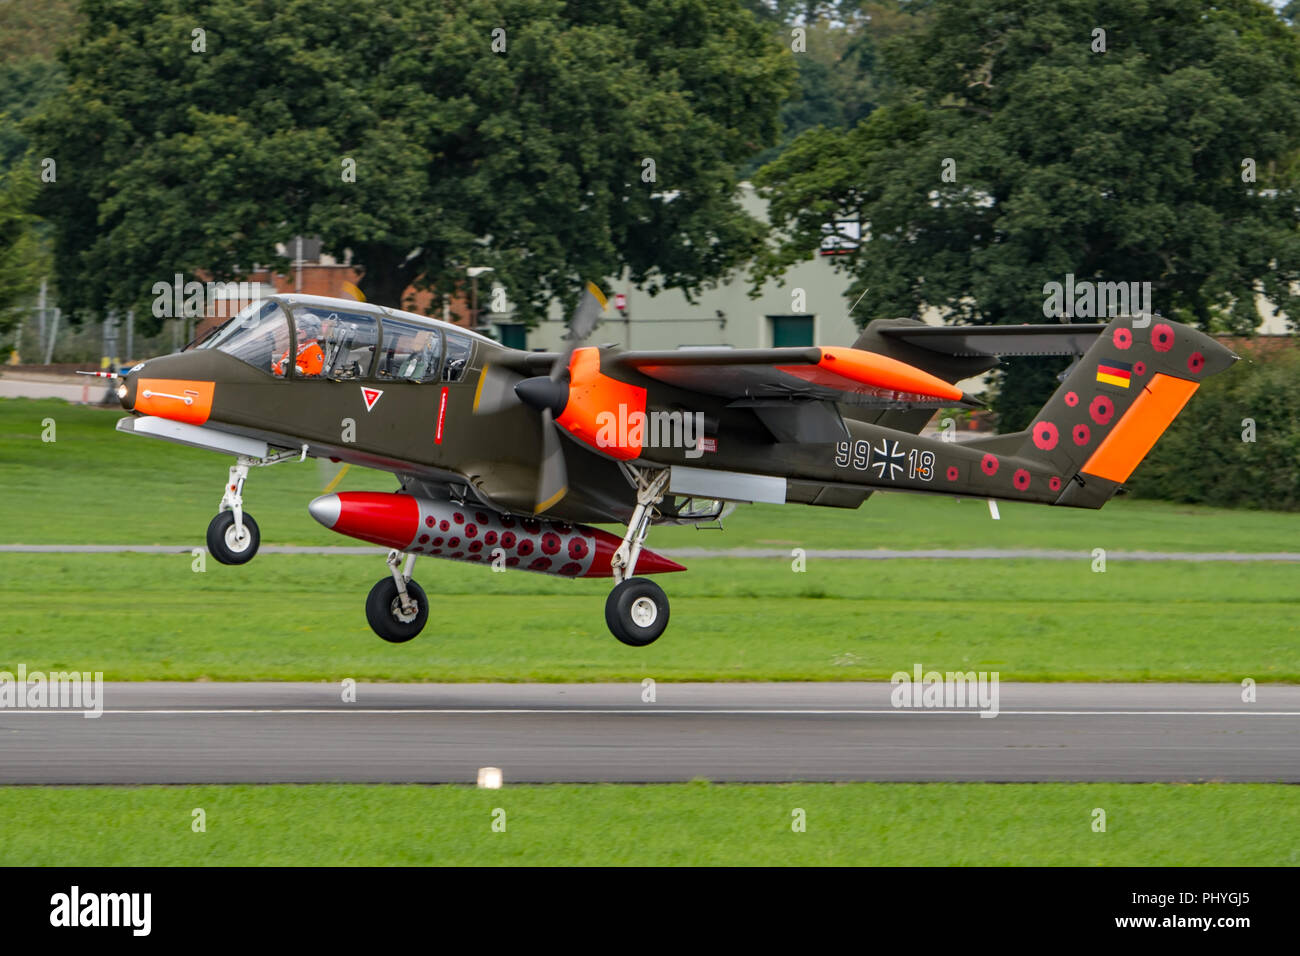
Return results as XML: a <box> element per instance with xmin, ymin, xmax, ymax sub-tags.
<box><xmin>608</xmin><ymin>346</ymin><xmax>983</xmax><ymax>409</ymax></box>
<box><xmin>873</xmin><ymin>322</ymin><xmax>1107</xmax><ymax>357</ymax></box>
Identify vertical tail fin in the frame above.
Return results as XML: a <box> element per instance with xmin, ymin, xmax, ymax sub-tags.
<box><xmin>971</xmin><ymin>316</ymin><xmax>1238</xmax><ymax>508</ymax></box>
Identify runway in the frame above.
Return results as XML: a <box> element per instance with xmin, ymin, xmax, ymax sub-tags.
<box><xmin>1</xmin><ymin>682</ymin><xmax>1296</xmax><ymax>784</ymax></box>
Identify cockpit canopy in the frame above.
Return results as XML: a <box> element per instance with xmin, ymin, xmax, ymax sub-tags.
<box><xmin>193</xmin><ymin>297</ymin><xmax>476</xmax><ymax>382</ymax></box>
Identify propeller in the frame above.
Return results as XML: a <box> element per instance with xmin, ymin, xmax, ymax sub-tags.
<box><xmin>514</xmin><ymin>282</ymin><xmax>608</xmax><ymax>513</ymax></box>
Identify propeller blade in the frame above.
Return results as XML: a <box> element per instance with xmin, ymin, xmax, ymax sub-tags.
<box><xmin>550</xmin><ymin>281</ymin><xmax>607</xmax><ymax>380</ymax></box>
<box><xmin>534</xmin><ymin>409</ymin><xmax>569</xmax><ymax>514</ymax></box>
<box><xmin>567</xmin><ymin>281</ymin><xmax>607</xmax><ymax>347</ymax></box>
<box><xmin>472</xmin><ymin>363</ymin><xmax>525</xmax><ymax>415</ymax></box>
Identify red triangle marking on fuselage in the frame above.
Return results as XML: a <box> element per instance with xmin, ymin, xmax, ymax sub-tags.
<box><xmin>361</xmin><ymin>387</ymin><xmax>383</xmax><ymax>412</ymax></box>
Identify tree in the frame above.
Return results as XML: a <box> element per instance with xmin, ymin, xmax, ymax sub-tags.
<box><xmin>29</xmin><ymin>0</ymin><xmax>795</xmax><ymax>325</ymax></box>
<box><xmin>754</xmin><ymin>0</ymin><xmax>1300</xmax><ymax>429</ymax></box>
<box><xmin>0</xmin><ymin>0</ymin><xmax>76</xmax><ymax>336</ymax></box>
<box><xmin>0</xmin><ymin>167</ymin><xmax>50</xmax><ymax>335</ymax></box>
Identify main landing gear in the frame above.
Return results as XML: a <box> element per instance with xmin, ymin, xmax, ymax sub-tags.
<box><xmin>605</xmin><ymin>467</ymin><xmax>671</xmax><ymax>647</ymax></box>
<box><xmin>366</xmin><ymin>550</ymin><xmax>428</xmax><ymax>643</ymax></box>
<box><xmin>206</xmin><ymin>447</ymin><xmax>306</xmax><ymax>565</ymax></box>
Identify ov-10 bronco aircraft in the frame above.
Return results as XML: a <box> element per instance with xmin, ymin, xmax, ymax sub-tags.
<box><xmin>104</xmin><ymin>287</ymin><xmax>1236</xmax><ymax>646</ymax></box>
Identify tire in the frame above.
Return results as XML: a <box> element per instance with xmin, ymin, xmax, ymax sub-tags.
<box><xmin>206</xmin><ymin>511</ymin><xmax>260</xmax><ymax>565</ymax></box>
<box><xmin>365</xmin><ymin>577</ymin><xmax>428</xmax><ymax>643</ymax></box>
<box><xmin>604</xmin><ymin>577</ymin><xmax>669</xmax><ymax>647</ymax></box>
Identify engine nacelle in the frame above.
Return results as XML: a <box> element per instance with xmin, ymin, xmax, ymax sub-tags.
<box><xmin>308</xmin><ymin>492</ymin><xmax>685</xmax><ymax>578</ymax></box>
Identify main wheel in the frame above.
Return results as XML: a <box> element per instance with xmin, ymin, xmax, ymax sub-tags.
<box><xmin>605</xmin><ymin>577</ymin><xmax>670</xmax><ymax>647</ymax></box>
<box><xmin>365</xmin><ymin>577</ymin><xmax>428</xmax><ymax>643</ymax></box>
<box><xmin>206</xmin><ymin>511</ymin><xmax>260</xmax><ymax>565</ymax></box>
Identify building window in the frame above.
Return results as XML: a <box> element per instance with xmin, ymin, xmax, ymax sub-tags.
<box><xmin>768</xmin><ymin>314</ymin><xmax>814</xmax><ymax>348</ymax></box>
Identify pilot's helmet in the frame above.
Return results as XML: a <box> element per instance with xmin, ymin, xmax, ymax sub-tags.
<box><xmin>298</xmin><ymin>313</ymin><xmax>323</xmax><ymax>341</ymax></box>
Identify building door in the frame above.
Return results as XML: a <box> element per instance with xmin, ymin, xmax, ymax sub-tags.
<box><xmin>496</xmin><ymin>323</ymin><xmax>527</xmax><ymax>350</ymax></box>
<box><xmin>768</xmin><ymin>314</ymin><xmax>814</xmax><ymax>347</ymax></box>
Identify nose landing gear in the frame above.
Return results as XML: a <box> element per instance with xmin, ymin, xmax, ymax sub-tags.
<box><xmin>206</xmin><ymin>446</ymin><xmax>307</xmax><ymax>566</ymax></box>
<box><xmin>207</xmin><ymin>460</ymin><xmax>260</xmax><ymax>565</ymax></box>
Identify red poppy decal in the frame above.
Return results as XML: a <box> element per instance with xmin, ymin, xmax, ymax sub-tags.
<box><xmin>1032</xmin><ymin>421</ymin><xmax>1059</xmax><ymax>451</ymax></box>
<box><xmin>1133</xmin><ymin>360</ymin><xmax>1146</xmax><ymax>376</ymax></box>
<box><xmin>1049</xmin><ymin>476</ymin><xmax>1062</xmax><ymax>491</ymax></box>
<box><xmin>946</xmin><ymin>465</ymin><xmax>959</xmax><ymax>481</ymax></box>
<box><xmin>1152</xmin><ymin>323</ymin><xmax>1174</xmax><ymax>353</ymax></box>
<box><xmin>1112</xmin><ymin>327</ymin><xmax>1132</xmax><ymax>350</ymax></box>
<box><xmin>981</xmin><ymin>454</ymin><xmax>999</xmax><ymax>476</ymax></box>
<box><xmin>1089</xmin><ymin>394</ymin><xmax>1114</xmax><ymax>425</ymax></box>
<box><xmin>1073</xmin><ymin>423</ymin><xmax>1091</xmax><ymax>445</ymax></box>
<box><xmin>1188</xmin><ymin>351</ymin><xmax>1205</xmax><ymax>374</ymax></box>
<box><xmin>1065</xmin><ymin>391</ymin><xmax>1079</xmax><ymax>407</ymax></box>
<box><xmin>1013</xmin><ymin>469</ymin><xmax>1030</xmax><ymax>490</ymax></box>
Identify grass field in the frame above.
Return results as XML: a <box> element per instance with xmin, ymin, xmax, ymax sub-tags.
<box><xmin>5</xmin><ymin>397</ymin><xmax>1300</xmax><ymax>552</ymax></box>
<box><xmin>0</xmin><ymin>782</ymin><xmax>1295</xmax><ymax>866</ymax></box>
<box><xmin>2</xmin><ymin>552</ymin><xmax>1297</xmax><ymax>681</ymax></box>
<box><xmin>3</xmin><ymin>398</ymin><xmax>1299</xmax><ymax>682</ymax></box>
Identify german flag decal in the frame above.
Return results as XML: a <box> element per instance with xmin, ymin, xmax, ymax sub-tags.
<box><xmin>1096</xmin><ymin>359</ymin><xmax>1133</xmax><ymax>389</ymax></box>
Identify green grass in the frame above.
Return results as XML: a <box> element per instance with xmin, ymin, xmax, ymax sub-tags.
<box><xmin>0</xmin><ymin>782</ymin><xmax>1295</xmax><ymax>866</ymax></box>
<box><xmin>5</xmin><ymin>397</ymin><xmax>1300</xmax><ymax>551</ymax></box>
<box><xmin>3</xmin><ymin>552</ymin><xmax>1297</xmax><ymax>681</ymax></box>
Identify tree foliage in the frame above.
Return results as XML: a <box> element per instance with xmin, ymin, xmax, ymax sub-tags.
<box><xmin>1127</xmin><ymin>345</ymin><xmax>1300</xmax><ymax>510</ymax></box>
<box><xmin>754</xmin><ymin>0</ymin><xmax>1300</xmax><ymax>429</ymax></box>
<box><xmin>29</xmin><ymin>0</ymin><xmax>795</xmax><ymax>323</ymax></box>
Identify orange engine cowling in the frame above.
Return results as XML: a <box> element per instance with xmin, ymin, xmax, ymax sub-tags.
<box><xmin>540</xmin><ymin>348</ymin><xmax>647</xmax><ymax>460</ymax></box>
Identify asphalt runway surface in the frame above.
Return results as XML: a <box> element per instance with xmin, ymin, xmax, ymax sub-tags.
<box><xmin>1</xmin><ymin>682</ymin><xmax>1296</xmax><ymax>784</ymax></box>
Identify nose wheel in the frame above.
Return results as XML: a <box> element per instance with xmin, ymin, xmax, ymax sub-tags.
<box><xmin>206</xmin><ymin>510</ymin><xmax>260</xmax><ymax>564</ymax></box>
<box><xmin>208</xmin><ymin>458</ymin><xmax>262</xmax><ymax>565</ymax></box>
<box><xmin>366</xmin><ymin>550</ymin><xmax>428</xmax><ymax>643</ymax></box>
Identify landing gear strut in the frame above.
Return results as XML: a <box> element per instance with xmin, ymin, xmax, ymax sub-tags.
<box><xmin>605</xmin><ymin>468</ymin><xmax>671</xmax><ymax>647</ymax></box>
<box><xmin>207</xmin><ymin>460</ymin><xmax>259</xmax><ymax>564</ymax></box>
<box><xmin>366</xmin><ymin>550</ymin><xmax>428</xmax><ymax>643</ymax></box>
<box><xmin>206</xmin><ymin>446</ymin><xmax>306</xmax><ymax>565</ymax></box>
